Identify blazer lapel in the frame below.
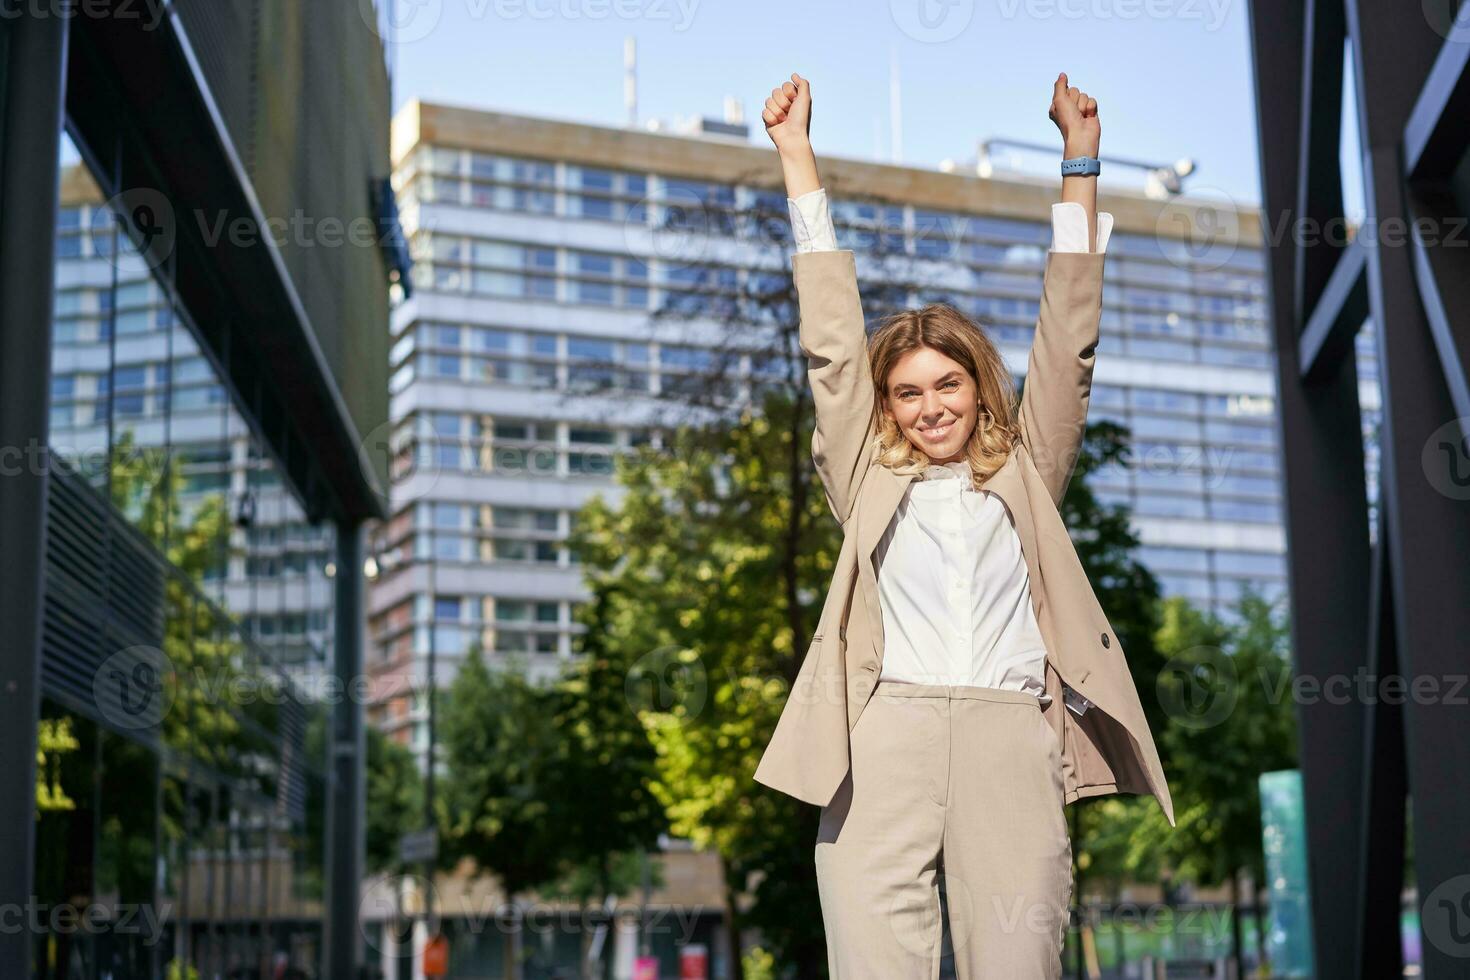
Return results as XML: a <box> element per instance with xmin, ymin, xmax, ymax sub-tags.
<box><xmin>854</xmin><ymin>464</ymin><xmax>914</xmax><ymax>664</ymax></box>
<box><xmin>979</xmin><ymin>451</ymin><xmax>1045</xmax><ymax>626</ymax></box>
<box><xmin>852</xmin><ymin>450</ymin><xmax>1046</xmax><ymax>675</ymax></box>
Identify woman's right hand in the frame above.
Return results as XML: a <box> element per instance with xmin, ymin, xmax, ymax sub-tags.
<box><xmin>763</xmin><ymin>73</ymin><xmax>820</xmax><ymax>198</ymax></box>
<box><xmin>763</xmin><ymin>73</ymin><xmax>812</xmax><ymax>154</ymax></box>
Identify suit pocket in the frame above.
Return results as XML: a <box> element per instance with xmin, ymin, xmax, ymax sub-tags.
<box><xmin>1036</xmin><ymin>704</ymin><xmax>1065</xmax><ymax>767</ymax></box>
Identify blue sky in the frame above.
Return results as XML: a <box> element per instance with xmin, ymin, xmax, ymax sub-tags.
<box><xmin>381</xmin><ymin>0</ymin><xmax>1325</xmax><ymax>209</ymax></box>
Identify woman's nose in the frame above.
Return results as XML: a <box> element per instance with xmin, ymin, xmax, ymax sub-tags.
<box><xmin>922</xmin><ymin>391</ymin><xmax>945</xmax><ymax>417</ymax></box>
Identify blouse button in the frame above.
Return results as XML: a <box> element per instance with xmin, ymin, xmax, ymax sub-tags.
<box><xmin>1101</xmin><ymin>632</ymin><xmax>1110</xmax><ymax>648</ymax></box>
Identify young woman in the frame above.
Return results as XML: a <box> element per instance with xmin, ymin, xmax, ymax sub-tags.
<box><xmin>753</xmin><ymin>73</ymin><xmax>1173</xmax><ymax>978</ymax></box>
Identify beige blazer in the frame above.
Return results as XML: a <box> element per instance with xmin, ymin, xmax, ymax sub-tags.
<box><xmin>752</xmin><ymin>248</ymin><xmax>1175</xmax><ymax>828</ymax></box>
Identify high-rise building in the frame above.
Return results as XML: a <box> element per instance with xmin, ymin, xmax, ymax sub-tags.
<box><xmin>372</xmin><ymin>100</ymin><xmax>1384</xmax><ymax>757</ymax></box>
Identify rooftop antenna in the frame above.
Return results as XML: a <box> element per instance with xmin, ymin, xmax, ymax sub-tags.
<box><xmin>624</xmin><ymin>36</ymin><xmax>637</xmax><ymax>128</ymax></box>
<box><xmin>889</xmin><ymin>49</ymin><xmax>903</xmax><ymax>164</ymax></box>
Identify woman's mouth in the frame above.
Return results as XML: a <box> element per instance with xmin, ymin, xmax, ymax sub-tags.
<box><xmin>919</xmin><ymin>422</ymin><xmax>953</xmax><ymax>442</ymax></box>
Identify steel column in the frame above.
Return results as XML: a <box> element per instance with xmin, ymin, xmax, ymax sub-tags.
<box><xmin>0</xmin><ymin>8</ymin><xmax>69</xmax><ymax>977</ymax></box>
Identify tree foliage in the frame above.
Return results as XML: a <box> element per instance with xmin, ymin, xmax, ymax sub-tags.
<box><xmin>570</xmin><ymin>387</ymin><xmax>839</xmax><ymax>978</ymax></box>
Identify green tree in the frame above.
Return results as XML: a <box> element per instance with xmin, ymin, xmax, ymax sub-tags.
<box><xmin>538</xmin><ymin>587</ymin><xmax>669</xmax><ymax>978</ymax></box>
<box><xmin>1056</xmin><ymin>418</ymin><xmax>1170</xmax><ymax>740</ymax></box>
<box><xmin>1042</xmin><ymin>416</ymin><xmax>1173</xmax><ymax>954</ymax></box>
<box><xmin>571</xmin><ymin>387</ymin><xmax>841</xmax><ymax>979</ymax></box>
<box><xmin>304</xmin><ymin>715</ymin><xmax>424</xmax><ymax>876</ymax></box>
<box><xmin>1148</xmin><ymin>587</ymin><xmax>1297</xmax><ymax>972</ymax></box>
<box><xmin>1080</xmin><ymin>587</ymin><xmax>1297</xmax><ymax>971</ymax></box>
<box><xmin>437</xmin><ymin>646</ymin><xmax>566</xmax><ymax>978</ymax></box>
<box><xmin>366</xmin><ymin>726</ymin><xmax>427</xmax><ymax>871</ymax></box>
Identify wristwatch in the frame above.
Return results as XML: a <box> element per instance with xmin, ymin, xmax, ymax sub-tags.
<box><xmin>1061</xmin><ymin>155</ymin><xmax>1102</xmax><ymax>177</ymax></box>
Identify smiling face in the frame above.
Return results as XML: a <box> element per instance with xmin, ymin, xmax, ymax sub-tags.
<box><xmin>880</xmin><ymin>346</ymin><xmax>981</xmax><ymax>465</ymax></box>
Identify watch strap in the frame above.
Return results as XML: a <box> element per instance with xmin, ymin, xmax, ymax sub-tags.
<box><xmin>1061</xmin><ymin>155</ymin><xmax>1102</xmax><ymax>177</ymax></box>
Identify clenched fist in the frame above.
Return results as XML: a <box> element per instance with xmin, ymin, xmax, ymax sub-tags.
<box><xmin>763</xmin><ymin>73</ymin><xmax>812</xmax><ymax>154</ymax></box>
<box><xmin>1048</xmin><ymin>72</ymin><xmax>1100</xmax><ymax>158</ymax></box>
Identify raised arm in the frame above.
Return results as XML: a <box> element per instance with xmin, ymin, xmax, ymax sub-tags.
<box><xmin>763</xmin><ymin>74</ymin><xmax>875</xmax><ymax>524</ymax></box>
<box><xmin>1020</xmin><ymin>73</ymin><xmax>1110</xmax><ymax>506</ymax></box>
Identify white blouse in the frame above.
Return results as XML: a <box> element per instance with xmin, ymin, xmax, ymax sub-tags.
<box><xmin>875</xmin><ymin>460</ymin><xmax>1051</xmax><ymax>701</ymax></box>
<box><xmin>789</xmin><ymin>187</ymin><xmax>1111</xmax><ymax>700</ymax></box>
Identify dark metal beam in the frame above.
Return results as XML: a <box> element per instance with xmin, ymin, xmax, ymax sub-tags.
<box><xmin>1403</xmin><ymin>30</ymin><xmax>1470</xmax><ymax>182</ymax></box>
<box><xmin>1352</xmin><ymin>497</ymin><xmax>1406</xmax><ymax>978</ymax></box>
<box><xmin>326</xmin><ymin>521</ymin><xmax>367</xmax><ymax>979</ymax></box>
<box><xmin>1298</xmin><ymin>236</ymin><xmax>1367</xmax><ymax>383</ymax></box>
<box><xmin>1343</xmin><ymin>2</ymin><xmax>1470</xmax><ymax>974</ymax></box>
<box><xmin>1406</xmin><ymin>186</ymin><xmax>1470</xmax><ymax>426</ymax></box>
<box><xmin>1245</xmin><ymin>4</ymin><xmax>1374</xmax><ymax>978</ymax></box>
<box><xmin>1293</xmin><ymin>0</ymin><xmax>1349</xmax><ymax>330</ymax></box>
<box><xmin>0</xmin><ymin>9</ymin><xmax>69</xmax><ymax>977</ymax></box>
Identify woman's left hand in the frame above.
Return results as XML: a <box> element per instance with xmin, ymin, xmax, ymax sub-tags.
<box><xmin>1049</xmin><ymin>72</ymin><xmax>1100</xmax><ymax>158</ymax></box>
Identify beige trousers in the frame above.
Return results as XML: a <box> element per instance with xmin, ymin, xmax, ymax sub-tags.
<box><xmin>815</xmin><ymin>680</ymin><xmax>1073</xmax><ymax>978</ymax></box>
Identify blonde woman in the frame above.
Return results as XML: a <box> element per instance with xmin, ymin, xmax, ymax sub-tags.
<box><xmin>753</xmin><ymin>72</ymin><xmax>1174</xmax><ymax>978</ymax></box>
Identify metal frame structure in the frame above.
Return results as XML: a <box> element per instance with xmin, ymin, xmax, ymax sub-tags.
<box><xmin>0</xmin><ymin>8</ymin><xmax>72</xmax><ymax>975</ymax></box>
<box><xmin>0</xmin><ymin>2</ymin><xmax>392</xmax><ymax>976</ymax></box>
<box><xmin>1246</xmin><ymin>1</ymin><xmax>1470</xmax><ymax>977</ymax></box>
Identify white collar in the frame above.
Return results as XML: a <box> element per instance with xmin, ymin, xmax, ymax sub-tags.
<box><xmin>920</xmin><ymin>459</ymin><xmax>973</xmax><ymax>483</ymax></box>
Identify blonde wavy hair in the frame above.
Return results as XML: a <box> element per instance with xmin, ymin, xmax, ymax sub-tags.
<box><xmin>868</xmin><ymin>303</ymin><xmax>1022</xmax><ymax>487</ymax></box>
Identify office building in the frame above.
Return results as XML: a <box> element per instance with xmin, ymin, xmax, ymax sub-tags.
<box><xmin>2</xmin><ymin>5</ymin><xmax>397</xmax><ymax>977</ymax></box>
<box><xmin>372</xmin><ymin>101</ymin><xmax>1383</xmax><ymax>760</ymax></box>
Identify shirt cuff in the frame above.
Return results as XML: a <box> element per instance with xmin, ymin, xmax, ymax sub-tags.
<box><xmin>1050</xmin><ymin>201</ymin><xmax>1113</xmax><ymax>254</ymax></box>
<box><xmin>788</xmin><ymin>187</ymin><xmax>839</xmax><ymax>253</ymax></box>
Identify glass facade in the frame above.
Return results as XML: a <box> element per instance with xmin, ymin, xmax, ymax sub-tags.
<box><xmin>32</xmin><ymin>140</ymin><xmax>337</xmax><ymax>979</ymax></box>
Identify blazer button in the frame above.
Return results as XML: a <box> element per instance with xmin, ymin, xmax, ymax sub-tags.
<box><xmin>1101</xmin><ymin>632</ymin><xmax>1110</xmax><ymax>648</ymax></box>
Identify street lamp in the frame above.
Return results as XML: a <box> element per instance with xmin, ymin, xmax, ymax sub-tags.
<box><xmin>976</xmin><ymin>138</ymin><xmax>1198</xmax><ymax>200</ymax></box>
<box><xmin>367</xmin><ymin>522</ymin><xmax>443</xmax><ymax>970</ymax></box>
